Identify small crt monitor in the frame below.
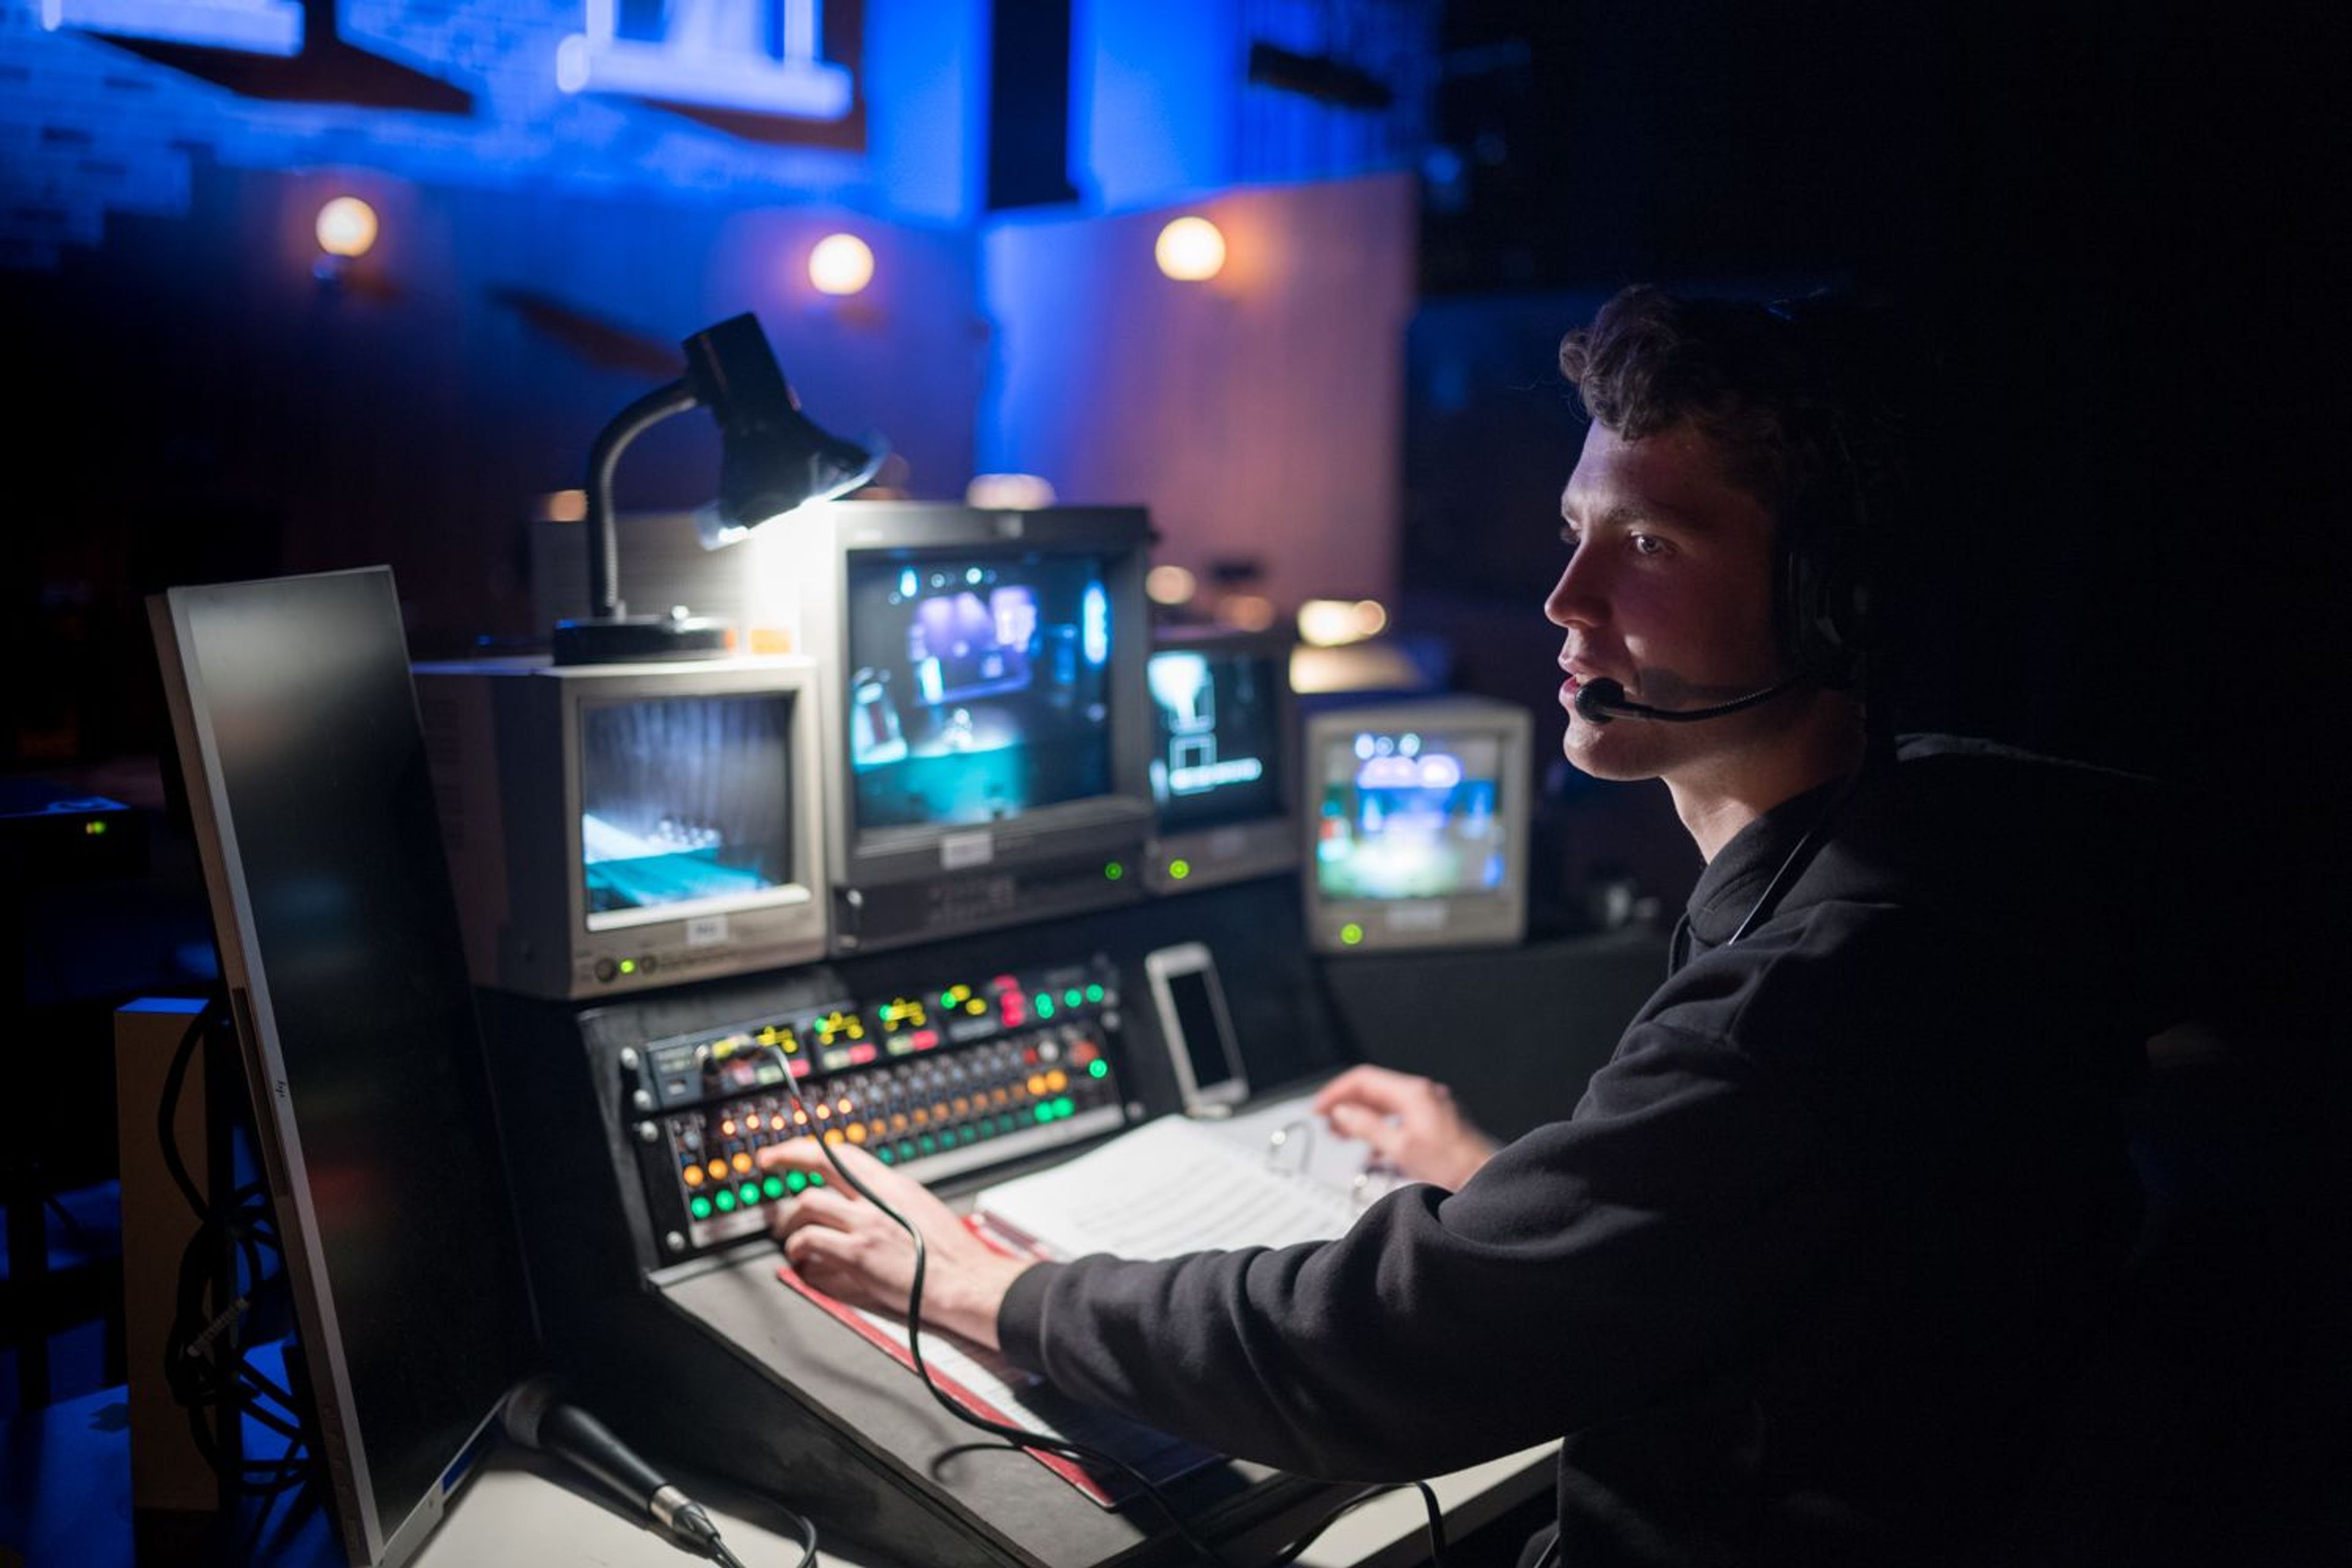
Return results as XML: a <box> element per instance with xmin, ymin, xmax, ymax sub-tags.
<box><xmin>772</xmin><ymin>502</ymin><xmax>1156</xmax><ymax>954</ymax></box>
<box><xmin>1144</xmin><ymin>625</ymin><xmax>1299</xmax><ymax>893</ymax></box>
<box><xmin>1303</xmin><ymin>695</ymin><xmax>1532</xmax><ymax>954</ymax></box>
<box><xmin>412</xmin><ymin>656</ymin><xmax>828</xmax><ymax>998</ymax></box>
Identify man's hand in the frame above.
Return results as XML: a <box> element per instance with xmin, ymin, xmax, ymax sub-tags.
<box><xmin>1310</xmin><ymin>1066</ymin><xmax>1498</xmax><ymax>1190</ymax></box>
<box><xmin>759</xmin><ymin>1139</ymin><xmax>1035</xmax><ymax>1350</ymax></box>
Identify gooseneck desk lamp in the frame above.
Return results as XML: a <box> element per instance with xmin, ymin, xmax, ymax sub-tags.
<box><xmin>553</xmin><ymin>312</ymin><xmax>886</xmax><ymax>666</ymax></box>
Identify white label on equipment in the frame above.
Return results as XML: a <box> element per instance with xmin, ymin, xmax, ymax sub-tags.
<box><xmin>941</xmin><ymin>831</ymin><xmax>995</xmax><ymax>870</ymax></box>
<box><xmin>685</xmin><ymin>915</ymin><xmax>729</xmax><ymax>948</ymax></box>
<box><xmin>1388</xmin><ymin>902</ymin><xmax>1447</xmax><ymax>932</ymax></box>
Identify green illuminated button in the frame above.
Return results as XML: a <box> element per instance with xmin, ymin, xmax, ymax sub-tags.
<box><xmin>919</xmin><ymin>1134</ymin><xmax>937</xmax><ymax>1153</ymax></box>
<box><xmin>785</xmin><ymin>1171</ymin><xmax>808</xmax><ymax>1194</ymax></box>
<box><xmin>738</xmin><ymin>1182</ymin><xmax>760</xmax><ymax>1205</ymax></box>
<box><xmin>876</xmin><ymin>1146</ymin><xmax>894</xmax><ymax>1164</ymax></box>
<box><xmin>1085</xmin><ymin>984</ymin><xmax>1104</xmax><ymax>1003</ymax></box>
<box><xmin>809</xmin><ymin>1171</ymin><xmax>825</xmax><ymax>1187</ymax></box>
<box><xmin>1168</xmin><ymin>858</ymin><xmax>1190</xmax><ymax>880</ymax></box>
<box><xmin>714</xmin><ymin>1190</ymin><xmax>737</xmax><ymax>1213</ymax></box>
<box><xmin>975</xmin><ymin>1121</ymin><xmax>995</xmax><ymax>1139</ymax></box>
<box><xmin>998</xmin><ymin>1114</ymin><xmax>1016</xmax><ymax>1133</ymax></box>
<box><xmin>897</xmin><ymin>1140</ymin><xmax>916</xmax><ymax>1161</ymax></box>
<box><xmin>1054</xmin><ymin>1096</ymin><xmax>1075</xmax><ymax>1117</ymax></box>
<box><xmin>1104</xmin><ymin>861</ymin><xmax>1124</xmax><ymax>881</ymax></box>
<box><xmin>688</xmin><ymin>1196</ymin><xmax>712</xmax><ymax>1219</ymax></box>
<box><xmin>1340</xmin><ymin>922</ymin><xmax>1365</xmax><ymax>946</ymax></box>
<box><xmin>1036</xmin><ymin>994</ymin><xmax>1055</xmax><ymax>1018</ymax></box>
<box><xmin>1034</xmin><ymin>1104</ymin><xmax>1054</xmax><ymax>1124</ymax></box>
<box><xmin>763</xmin><ymin>1175</ymin><xmax>786</xmax><ymax>1199</ymax></box>
<box><xmin>1063</xmin><ymin>988</ymin><xmax>1082</xmax><ymax>1008</ymax></box>
<box><xmin>1089</xmin><ymin>1059</ymin><xmax>1109</xmax><ymax>1079</ymax></box>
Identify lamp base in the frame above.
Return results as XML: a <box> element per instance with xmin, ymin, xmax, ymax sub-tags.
<box><xmin>552</xmin><ymin>613</ymin><xmax>731</xmax><ymax>666</ymax></box>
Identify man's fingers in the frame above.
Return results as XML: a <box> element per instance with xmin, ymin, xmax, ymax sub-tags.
<box><xmin>1327</xmin><ymin>1101</ymin><xmax>1409</xmax><ymax>1161</ymax></box>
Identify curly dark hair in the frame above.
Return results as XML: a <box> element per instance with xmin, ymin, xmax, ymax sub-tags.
<box><xmin>1558</xmin><ymin>284</ymin><xmax>1861</xmax><ymax>519</ymax></box>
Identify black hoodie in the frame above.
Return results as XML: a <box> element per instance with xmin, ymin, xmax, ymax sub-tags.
<box><xmin>999</xmin><ymin>736</ymin><xmax>2196</xmax><ymax>1567</ymax></box>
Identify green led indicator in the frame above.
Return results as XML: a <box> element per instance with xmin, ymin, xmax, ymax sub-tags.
<box><xmin>876</xmin><ymin>1146</ymin><xmax>894</xmax><ymax>1164</ymax></box>
<box><xmin>1054</xmin><ymin>1096</ymin><xmax>1075</xmax><ymax>1117</ymax></box>
<box><xmin>940</xmin><ymin>992</ymin><xmax>956</xmax><ymax>1008</ymax></box>
<box><xmin>998</xmin><ymin>1113</ymin><xmax>1017</xmax><ymax>1133</ymax></box>
<box><xmin>619</xmin><ymin>958</ymin><xmax>638</xmax><ymax>974</ymax></box>
<box><xmin>1063</xmin><ymin>987</ymin><xmax>1082</xmax><ymax>1009</ymax></box>
<box><xmin>785</xmin><ymin>1171</ymin><xmax>808</xmax><ymax>1194</ymax></box>
<box><xmin>763</xmin><ymin>1175</ymin><xmax>786</xmax><ymax>1199</ymax></box>
<box><xmin>809</xmin><ymin>1170</ymin><xmax>825</xmax><ymax>1187</ymax></box>
<box><xmin>688</xmin><ymin>1196</ymin><xmax>712</xmax><ymax>1219</ymax></box>
<box><xmin>1036</xmin><ymin>993</ymin><xmax>1054</xmax><ymax>1019</ymax></box>
<box><xmin>1104</xmin><ymin>861</ymin><xmax>1124</xmax><ymax>881</ymax></box>
<box><xmin>919</xmin><ymin>1134</ymin><xmax>937</xmax><ymax>1154</ymax></box>
<box><xmin>1168</xmin><ymin>858</ymin><xmax>1189</xmax><ymax>880</ymax></box>
<box><xmin>898</xmin><ymin>1140</ymin><xmax>917</xmax><ymax>1160</ymax></box>
<box><xmin>1034</xmin><ymin>1104</ymin><xmax>1054</xmax><ymax>1124</ymax></box>
<box><xmin>738</xmin><ymin>1182</ymin><xmax>761</xmax><ymax>1206</ymax></box>
<box><xmin>1340</xmin><ymin>922</ymin><xmax>1365</xmax><ymax>946</ymax></box>
<box><xmin>714</xmin><ymin>1190</ymin><xmax>737</xmax><ymax>1213</ymax></box>
<box><xmin>1085</xmin><ymin>984</ymin><xmax>1104</xmax><ymax>1003</ymax></box>
<box><xmin>86</xmin><ymin>820</ymin><xmax>108</xmax><ymax>837</ymax></box>
<box><xmin>1090</xmin><ymin>1058</ymin><xmax>1109</xmax><ymax>1079</ymax></box>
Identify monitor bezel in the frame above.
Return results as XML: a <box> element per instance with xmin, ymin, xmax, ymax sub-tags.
<box><xmin>1301</xmin><ymin>695</ymin><xmax>1534</xmax><ymax>954</ymax></box>
<box><xmin>780</xmin><ymin>502</ymin><xmax>1158</xmax><ymax>897</ymax></box>
<box><xmin>1143</xmin><ymin>623</ymin><xmax>1302</xmax><ymax>893</ymax></box>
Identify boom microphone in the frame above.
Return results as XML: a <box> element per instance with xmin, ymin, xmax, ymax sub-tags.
<box><xmin>503</xmin><ymin>1376</ymin><xmax>745</xmax><ymax>1566</ymax></box>
<box><xmin>1572</xmin><ymin>670</ymin><xmax>1814</xmax><ymax>725</ymax></box>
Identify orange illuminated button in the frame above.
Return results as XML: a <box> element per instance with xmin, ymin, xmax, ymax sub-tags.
<box><xmin>1046</xmin><ymin>1069</ymin><xmax>1068</xmax><ymax>1092</ymax></box>
<box><xmin>731</xmin><ymin>1152</ymin><xmax>753</xmax><ymax>1174</ymax></box>
<box><xmin>846</xmin><ymin>1124</ymin><xmax>866</xmax><ymax>1144</ymax></box>
<box><xmin>706</xmin><ymin>1159</ymin><xmax>728</xmax><ymax>1182</ymax></box>
<box><xmin>682</xmin><ymin>1164</ymin><xmax>704</xmax><ymax>1187</ymax></box>
<box><xmin>823</xmin><ymin>1129</ymin><xmax>845</xmax><ymax>1147</ymax></box>
<box><xmin>1027</xmin><ymin>1074</ymin><xmax>1048</xmax><ymax>1096</ymax></box>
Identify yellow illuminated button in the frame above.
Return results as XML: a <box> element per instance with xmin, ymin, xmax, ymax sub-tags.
<box><xmin>682</xmin><ymin>1165</ymin><xmax>704</xmax><ymax>1187</ymax></box>
<box><xmin>911</xmin><ymin>1107</ymin><xmax>929</xmax><ymax>1125</ymax></box>
<box><xmin>731</xmin><ymin>1152</ymin><xmax>753</xmax><ymax>1174</ymax></box>
<box><xmin>1046</xmin><ymin>1070</ymin><xmax>1068</xmax><ymax>1092</ymax></box>
<box><xmin>706</xmin><ymin>1159</ymin><xmax>728</xmax><ymax>1182</ymax></box>
<box><xmin>867</xmin><ymin>1121</ymin><xmax>888</xmax><ymax>1140</ymax></box>
<box><xmin>846</xmin><ymin>1124</ymin><xmax>866</xmax><ymax>1144</ymax></box>
<box><xmin>823</xmin><ymin>1129</ymin><xmax>845</xmax><ymax>1147</ymax></box>
<box><xmin>1027</xmin><ymin>1074</ymin><xmax>1048</xmax><ymax>1096</ymax></box>
<box><xmin>891</xmin><ymin>1113</ymin><xmax>909</xmax><ymax>1131</ymax></box>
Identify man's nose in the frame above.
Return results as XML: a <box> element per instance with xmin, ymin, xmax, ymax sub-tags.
<box><xmin>1545</xmin><ymin>549</ymin><xmax>1605</xmax><ymax>630</ymax></box>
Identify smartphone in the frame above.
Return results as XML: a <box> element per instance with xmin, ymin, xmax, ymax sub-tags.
<box><xmin>1144</xmin><ymin>942</ymin><xmax>1248</xmax><ymax>1114</ymax></box>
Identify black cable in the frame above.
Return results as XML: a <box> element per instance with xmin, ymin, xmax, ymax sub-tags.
<box><xmin>778</xmin><ymin>1077</ymin><xmax>1247</xmax><ymax>1568</ymax></box>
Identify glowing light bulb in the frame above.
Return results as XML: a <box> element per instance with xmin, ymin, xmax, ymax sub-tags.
<box><xmin>809</xmin><ymin>233</ymin><xmax>874</xmax><ymax>296</ymax></box>
<box><xmin>315</xmin><ymin>197</ymin><xmax>378</xmax><ymax>260</ymax></box>
<box><xmin>1145</xmin><ymin>564</ymin><xmax>1198</xmax><ymax>606</ymax></box>
<box><xmin>1155</xmin><ymin>216</ymin><xmax>1226</xmax><ymax>282</ymax></box>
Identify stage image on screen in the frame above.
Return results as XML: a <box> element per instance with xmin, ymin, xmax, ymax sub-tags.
<box><xmin>1148</xmin><ymin>647</ymin><xmax>1282</xmax><ymax>832</ymax></box>
<box><xmin>843</xmin><ymin>554</ymin><xmax>1114</xmax><ymax>832</ymax></box>
<box><xmin>580</xmin><ymin>693</ymin><xmax>796</xmax><ymax>923</ymax></box>
<box><xmin>1315</xmin><ymin>728</ymin><xmax>1508</xmax><ymax>899</ymax></box>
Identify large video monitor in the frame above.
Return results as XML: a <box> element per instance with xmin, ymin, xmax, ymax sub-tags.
<box><xmin>1302</xmin><ymin>695</ymin><xmax>1532</xmax><ymax>953</ymax></box>
<box><xmin>771</xmin><ymin>502</ymin><xmax>1156</xmax><ymax>954</ymax></box>
<box><xmin>149</xmin><ymin>567</ymin><xmax>536</xmax><ymax>1567</ymax></box>
<box><xmin>410</xmin><ymin>656</ymin><xmax>829</xmax><ymax>999</ymax></box>
<box><xmin>1143</xmin><ymin>624</ymin><xmax>1299</xmax><ymax>893</ymax></box>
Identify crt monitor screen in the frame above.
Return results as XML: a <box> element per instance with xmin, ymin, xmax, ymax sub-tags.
<box><xmin>842</xmin><ymin>552</ymin><xmax>1115</xmax><ymax>833</ymax></box>
<box><xmin>1314</xmin><ymin>726</ymin><xmax>1510</xmax><ymax>899</ymax></box>
<box><xmin>579</xmin><ymin>692</ymin><xmax>797</xmax><ymax>927</ymax></box>
<box><xmin>1148</xmin><ymin>644</ymin><xmax>1284</xmax><ymax>833</ymax></box>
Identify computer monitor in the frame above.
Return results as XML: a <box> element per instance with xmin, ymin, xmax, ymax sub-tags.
<box><xmin>148</xmin><ymin>566</ymin><xmax>537</xmax><ymax>1568</ymax></box>
<box><xmin>1143</xmin><ymin>625</ymin><xmax>1299</xmax><ymax>892</ymax></box>
<box><xmin>410</xmin><ymin>656</ymin><xmax>829</xmax><ymax>1000</ymax></box>
<box><xmin>1303</xmin><ymin>695</ymin><xmax>1533</xmax><ymax>953</ymax></box>
<box><xmin>770</xmin><ymin>502</ymin><xmax>1156</xmax><ymax>953</ymax></box>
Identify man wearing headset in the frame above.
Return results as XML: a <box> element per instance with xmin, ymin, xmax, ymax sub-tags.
<box><xmin>764</xmin><ymin>287</ymin><xmax>2184</xmax><ymax>1567</ymax></box>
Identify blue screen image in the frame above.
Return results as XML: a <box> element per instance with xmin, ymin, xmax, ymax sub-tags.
<box><xmin>844</xmin><ymin>552</ymin><xmax>1113</xmax><ymax>832</ymax></box>
<box><xmin>1314</xmin><ymin>729</ymin><xmax>1507</xmax><ymax>899</ymax></box>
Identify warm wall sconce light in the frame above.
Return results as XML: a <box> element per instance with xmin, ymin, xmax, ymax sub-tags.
<box><xmin>1155</xmin><ymin>216</ymin><xmax>1226</xmax><ymax>282</ymax></box>
<box><xmin>1145</xmin><ymin>564</ymin><xmax>1199</xmax><ymax>607</ymax></box>
<box><xmin>964</xmin><ymin>473</ymin><xmax>1056</xmax><ymax>509</ymax></box>
<box><xmin>315</xmin><ymin>196</ymin><xmax>379</xmax><ymax>259</ymax></box>
<box><xmin>808</xmin><ymin>232</ymin><xmax>875</xmax><ymax>296</ymax></box>
<box><xmin>554</xmin><ymin>312</ymin><xmax>886</xmax><ymax>665</ymax></box>
<box><xmin>1297</xmin><ymin>598</ymin><xmax>1390</xmax><ymax>647</ymax></box>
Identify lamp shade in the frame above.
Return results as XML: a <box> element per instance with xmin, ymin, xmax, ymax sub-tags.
<box><xmin>682</xmin><ymin>314</ymin><xmax>884</xmax><ymax>543</ymax></box>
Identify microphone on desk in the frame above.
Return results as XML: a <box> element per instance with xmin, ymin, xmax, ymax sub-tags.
<box><xmin>502</xmin><ymin>1376</ymin><xmax>744</xmax><ymax>1567</ymax></box>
